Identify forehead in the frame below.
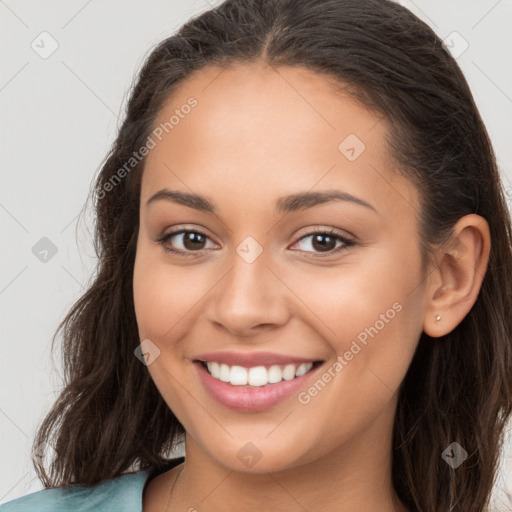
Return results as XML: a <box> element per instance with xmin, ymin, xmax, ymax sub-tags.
<box><xmin>141</xmin><ymin>62</ymin><xmax>419</xmax><ymax>220</ymax></box>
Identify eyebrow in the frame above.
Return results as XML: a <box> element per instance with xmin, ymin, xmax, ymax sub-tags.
<box><xmin>146</xmin><ymin>188</ymin><xmax>378</xmax><ymax>214</ymax></box>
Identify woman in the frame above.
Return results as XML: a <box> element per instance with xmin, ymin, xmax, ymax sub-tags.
<box><xmin>2</xmin><ymin>0</ymin><xmax>511</xmax><ymax>510</ymax></box>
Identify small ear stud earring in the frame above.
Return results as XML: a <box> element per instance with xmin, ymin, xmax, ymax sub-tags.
<box><xmin>435</xmin><ymin>315</ymin><xmax>441</xmax><ymax>321</ymax></box>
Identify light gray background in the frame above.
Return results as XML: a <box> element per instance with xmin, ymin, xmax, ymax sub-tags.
<box><xmin>1</xmin><ymin>0</ymin><xmax>512</xmax><ymax>508</ymax></box>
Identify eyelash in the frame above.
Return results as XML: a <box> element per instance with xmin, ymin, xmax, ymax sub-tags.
<box><xmin>155</xmin><ymin>227</ymin><xmax>356</xmax><ymax>258</ymax></box>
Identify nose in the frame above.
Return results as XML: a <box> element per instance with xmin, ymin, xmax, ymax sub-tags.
<box><xmin>207</xmin><ymin>246</ymin><xmax>291</xmax><ymax>337</ymax></box>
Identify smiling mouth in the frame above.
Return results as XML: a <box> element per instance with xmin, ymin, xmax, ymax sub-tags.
<box><xmin>196</xmin><ymin>360</ymin><xmax>324</xmax><ymax>387</ymax></box>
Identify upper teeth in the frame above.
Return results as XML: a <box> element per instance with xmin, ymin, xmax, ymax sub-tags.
<box><xmin>205</xmin><ymin>362</ymin><xmax>314</xmax><ymax>386</ymax></box>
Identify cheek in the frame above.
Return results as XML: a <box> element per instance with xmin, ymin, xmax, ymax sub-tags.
<box><xmin>288</xmin><ymin>244</ymin><xmax>424</xmax><ymax>398</ymax></box>
<box><xmin>284</xmin><ymin>245</ymin><xmax>420</xmax><ymax>346</ymax></box>
<box><xmin>132</xmin><ymin>244</ymin><xmax>199</xmax><ymax>424</ymax></box>
<box><xmin>132</xmin><ymin>241</ymin><xmax>203</xmax><ymax>342</ymax></box>
<box><xmin>133</xmin><ymin>254</ymin><xmax>171</xmax><ymax>341</ymax></box>
<box><xmin>285</xmin><ymin>290</ymin><xmax>421</xmax><ymax>466</ymax></box>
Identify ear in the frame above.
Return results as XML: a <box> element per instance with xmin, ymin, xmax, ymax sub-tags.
<box><xmin>423</xmin><ymin>214</ymin><xmax>491</xmax><ymax>338</ymax></box>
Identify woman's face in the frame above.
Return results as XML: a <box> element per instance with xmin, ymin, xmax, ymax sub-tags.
<box><xmin>133</xmin><ymin>62</ymin><xmax>428</xmax><ymax>472</ymax></box>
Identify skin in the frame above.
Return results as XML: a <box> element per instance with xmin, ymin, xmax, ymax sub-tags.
<box><xmin>133</xmin><ymin>61</ymin><xmax>491</xmax><ymax>511</ymax></box>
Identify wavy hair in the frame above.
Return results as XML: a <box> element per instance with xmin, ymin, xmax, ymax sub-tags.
<box><xmin>33</xmin><ymin>1</ymin><xmax>512</xmax><ymax>510</ymax></box>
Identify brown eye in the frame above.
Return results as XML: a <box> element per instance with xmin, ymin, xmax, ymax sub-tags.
<box><xmin>156</xmin><ymin>229</ymin><xmax>215</xmax><ymax>256</ymax></box>
<box><xmin>292</xmin><ymin>229</ymin><xmax>355</xmax><ymax>256</ymax></box>
<box><xmin>311</xmin><ymin>233</ymin><xmax>338</xmax><ymax>252</ymax></box>
<box><xmin>180</xmin><ymin>231</ymin><xmax>207</xmax><ymax>250</ymax></box>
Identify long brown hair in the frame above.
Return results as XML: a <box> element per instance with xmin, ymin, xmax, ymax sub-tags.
<box><xmin>33</xmin><ymin>1</ymin><xmax>512</xmax><ymax>510</ymax></box>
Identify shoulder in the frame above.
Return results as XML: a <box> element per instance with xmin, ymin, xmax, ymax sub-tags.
<box><xmin>0</xmin><ymin>470</ymin><xmax>151</xmax><ymax>512</ymax></box>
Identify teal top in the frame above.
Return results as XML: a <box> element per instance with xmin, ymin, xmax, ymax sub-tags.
<box><xmin>0</xmin><ymin>457</ymin><xmax>185</xmax><ymax>512</ymax></box>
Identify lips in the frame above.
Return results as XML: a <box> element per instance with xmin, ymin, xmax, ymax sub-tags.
<box><xmin>192</xmin><ymin>351</ymin><xmax>325</xmax><ymax>412</ymax></box>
